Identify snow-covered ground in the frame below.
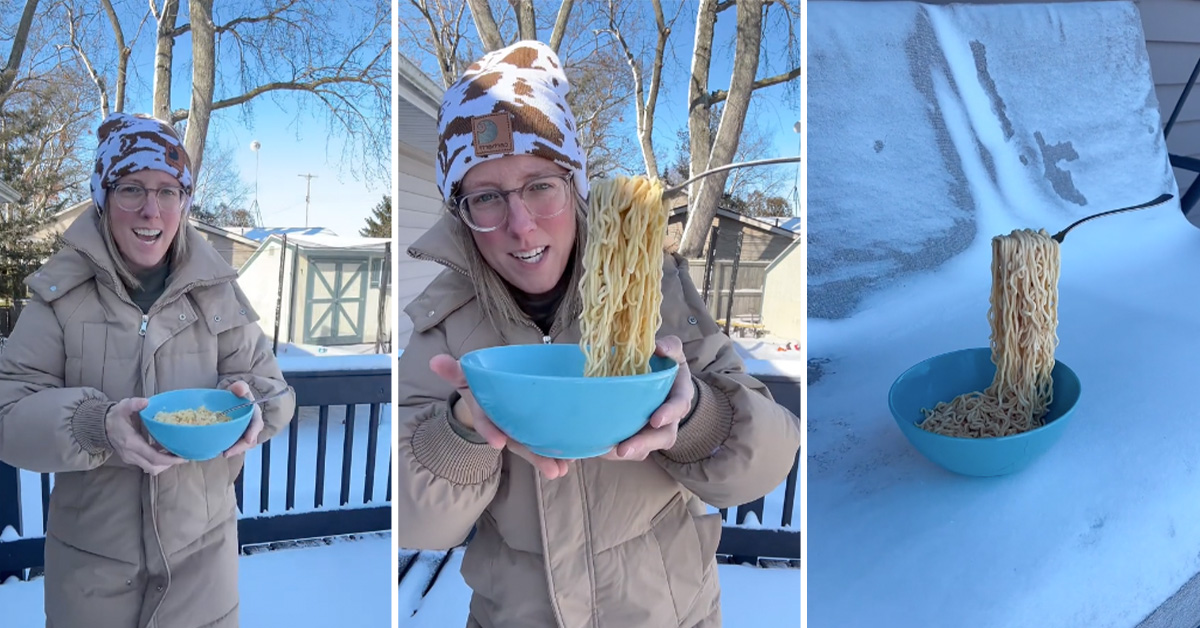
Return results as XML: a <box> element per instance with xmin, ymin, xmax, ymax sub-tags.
<box><xmin>397</xmin><ymin>549</ymin><xmax>801</xmax><ymax>626</ymax></box>
<box><xmin>1</xmin><ymin>533</ymin><xmax>391</xmax><ymax>626</ymax></box>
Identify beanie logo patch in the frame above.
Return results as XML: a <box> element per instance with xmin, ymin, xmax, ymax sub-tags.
<box><xmin>472</xmin><ymin>112</ymin><xmax>514</xmax><ymax>157</ymax></box>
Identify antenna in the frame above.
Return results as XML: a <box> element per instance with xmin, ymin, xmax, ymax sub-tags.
<box><xmin>249</xmin><ymin>140</ymin><xmax>262</xmax><ymax>227</ymax></box>
<box><xmin>298</xmin><ymin>173</ymin><xmax>318</xmax><ymax>227</ymax></box>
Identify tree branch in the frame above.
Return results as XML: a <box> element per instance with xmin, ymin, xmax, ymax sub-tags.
<box><xmin>65</xmin><ymin>6</ymin><xmax>110</xmax><ymax>117</ymax></box>
<box><xmin>100</xmin><ymin>0</ymin><xmax>129</xmax><ymax>113</ymax></box>
<box><xmin>716</xmin><ymin>0</ymin><xmax>735</xmax><ymax>13</ymax></box>
<box><xmin>707</xmin><ymin>65</ymin><xmax>800</xmax><ymax>104</ymax></box>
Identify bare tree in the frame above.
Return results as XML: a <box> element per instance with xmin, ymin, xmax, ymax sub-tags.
<box><xmin>190</xmin><ymin>138</ymin><xmax>250</xmax><ymax>220</ymax></box>
<box><xmin>65</xmin><ymin>0</ymin><xmax>391</xmax><ymax>183</ymax></box>
<box><xmin>677</xmin><ymin>0</ymin><xmax>801</xmax><ymax>257</ymax></box>
<box><xmin>401</xmin><ymin>0</ymin><xmax>476</xmax><ymax>88</ymax></box>
<box><xmin>598</xmin><ymin>0</ymin><xmax>684</xmax><ymax>179</ymax></box>
<box><xmin>465</xmin><ymin>0</ymin><xmax>574</xmax><ymax>53</ymax></box>
<box><xmin>1</xmin><ymin>0</ymin><xmax>96</xmax><ymax>213</ymax></box>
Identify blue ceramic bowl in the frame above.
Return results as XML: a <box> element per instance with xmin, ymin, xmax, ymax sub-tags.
<box><xmin>460</xmin><ymin>344</ymin><xmax>679</xmax><ymax>459</ymax></box>
<box><xmin>140</xmin><ymin>388</ymin><xmax>253</xmax><ymax>461</ymax></box>
<box><xmin>887</xmin><ymin>347</ymin><xmax>1082</xmax><ymax>477</ymax></box>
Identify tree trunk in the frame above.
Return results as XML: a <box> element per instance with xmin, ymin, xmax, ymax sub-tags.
<box><xmin>548</xmin><ymin>0</ymin><xmax>574</xmax><ymax>54</ymax></box>
<box><xmin>100</xmin><ymin>0</ymin><xmax>128</xmax><ymax>113</ymax></box>
<box><xmin>0</xmin><ymin>0</ymin><xmax>40</xmax><ymax>100</ymax></box>
<box><xmin>678</xmin><ymin>0</ymin><xmax>763</xmax><ymax>258</ymax></box>
<box><xmin>679</xmin><ymin>0</ymin><xmax>718</xmax><ymax>257</ymax></box>
<box><xmin>152</xmin><ymin>0</ymin><xmax>181</xmax><ymax>122</ymax></box>
<box><xmin>511</xmin><ymin>0</ymin><xmax>536</xmax><ymax>41</ymax></box>
<box><xmin>466</xmin><ymin>0</ymin><xmax>504</xmax><ymax>52</ymax></box>
<box><xmin>185</xmin><ymin>0</ymin><xmax>215</xmax><ymax>179</ymax></box>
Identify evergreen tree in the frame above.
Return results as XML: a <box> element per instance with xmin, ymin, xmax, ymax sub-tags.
<box><xmin>360</xmin><ymin>195</ymin><xmax>391</xmax><ymax>238</ymax></box>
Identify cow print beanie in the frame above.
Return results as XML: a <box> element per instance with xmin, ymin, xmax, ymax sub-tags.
<box><xmin>436</xmin><ymin>40</ymin><xmax>588</xmax><ymax>203</ymax></box>
<box><xmin>90</xmin><ymin>112</ymin><xmax>194</xmax><ymax>214</ymax></box>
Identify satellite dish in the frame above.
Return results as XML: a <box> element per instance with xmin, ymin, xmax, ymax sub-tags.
<box><xmin>250</xmin><ymin>140</ymin><xmax>261</xmax><ymax>152</ymax></box>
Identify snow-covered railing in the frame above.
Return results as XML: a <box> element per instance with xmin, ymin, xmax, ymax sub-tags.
<box><xmin>715</xmin><ymin>361</ymin><xmax>801</xmax><ymax>563</ymax></box>
<box><xmin>0</xmin><ymin>355</ymin><xmax>392</xmax><ymax>582</ymax></box>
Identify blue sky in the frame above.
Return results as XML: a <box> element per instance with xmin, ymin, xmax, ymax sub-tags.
<box><xmin>85</xmin><ymin>1</ymin><xmax>389</xmax><ymax>238</ymax></box>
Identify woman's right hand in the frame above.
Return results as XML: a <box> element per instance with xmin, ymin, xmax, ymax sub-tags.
<box><xmin>105</xmin><ymin>398</ymin><xmax>186</xmax><ymax>475</ymax></box>
<box><xmin>429</xmin><ymin>354</ymin><xmax>571</xmax><ymax>480</ymax></box>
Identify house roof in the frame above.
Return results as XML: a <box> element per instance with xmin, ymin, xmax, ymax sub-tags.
<box><xmin>266</xmin><ymin>232</ymin><xmax>391</xmax><ymax>252</ymax></box>
<box><xmin>758</xmin><ymin>216</ymin><xmax>802</xmax><ymax>233</ymax></box>
<box><xmin>667</xmin><ymin>204</ymin><xmax>799</xmax><ymax>240</ymax></box>
<box><xmin>189</xmin><ymin>220</ymin><xmax>260</xmax><ymax>247</ymax></box>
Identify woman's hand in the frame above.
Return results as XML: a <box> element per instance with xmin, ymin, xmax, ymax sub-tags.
<box><xmin>601</xmin><ymin>335</ymin><xmax>694</xmax><ymax>462</ymax></box>
<box><xmin>429</xmin><ymin>354</ymin><xmax>571</xmax><ymax>480</ymax></box>
<box><xmin>222</xmin><ymin>380</ymin><xmax>265</xmax><ymax>458</ymax></box>
<box><xmin>105</xmin><ymin>398</ymin><xmax>186</xmax><ymax>474</ymax></box>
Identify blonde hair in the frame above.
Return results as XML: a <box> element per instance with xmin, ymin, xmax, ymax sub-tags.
<box><xmin>99</xmin><ymin>202</ymin><xmax>189</xmax><ymax>291</ymax></box>
<box><xmin>449</xmin><ymin>192</ymin><xmax>588</xmax><ymax>340</ymax></box>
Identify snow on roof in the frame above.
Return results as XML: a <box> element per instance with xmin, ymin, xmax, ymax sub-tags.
<box><xmin>241</xmin><ymin>226</ymin><xmax>338</xmax><ymax>242</ymax></box>
<box><xmin>272</xmin><ymin>233</ymin><xmax>391</xmax><ymax>251</ymax></box>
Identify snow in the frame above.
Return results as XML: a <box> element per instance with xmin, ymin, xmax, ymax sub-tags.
<box><xmin>398</xmin><ymin>549</ymin><xmax>801</xmax><ymax>626</ymax></box>
<box><xmin>275</xmin><ymin>342</ymin><xmax>384</xmax><ymax>357</ymax></box>
<box><xmin>277</xmin><ymin>353</ymin><xmax>392</xmax><ymax>373</ymax></box>
<box><xmin>276</xmin><ymin>233</ymin><xmax>391</xmax><ymax>250</ymax></box>
<box><xmin>0</xmin><ymin>525</ymin><xmax>18</xmax><ymax>542</ymax></box>
<box><xmin>808</xmin><ymin>3</ymin><xmax>1198</xmax><ymax>626</ymax></box>
<box><xmin>0</xmin><ymin>534</ymin><xmax>391</xmax><ymax>627</ymax></box>
<box><xmin>808</xmin><ymin>0</ymin><xmax>1175</xmax><ymax>320</ymax></box>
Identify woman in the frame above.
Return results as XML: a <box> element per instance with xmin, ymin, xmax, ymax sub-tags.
<box><xmin>0</xmin><ymin>113</ymin><xmax>295</xmax><ymax>628</ymax></box>
<box><xmin>395</xmin><ymin>41</ymin><xmax>801</xmax><ymax>627</ymax></box>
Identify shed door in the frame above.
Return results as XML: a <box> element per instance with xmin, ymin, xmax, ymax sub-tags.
<box><xmin>303</xmin><ymin>258</ymin><xmax>367</xmax><ymax>345</ymax></box>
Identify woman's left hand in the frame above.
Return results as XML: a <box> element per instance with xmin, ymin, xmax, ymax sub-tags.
<box><xmin>222</xmin><ymin>380</ymin><xmax>265</xmax><ymax>458</ymax></box>
<box><xmin>601</xmin><ymin>335</ymin><xmax>694</xmax><ymax>462</ymax></box>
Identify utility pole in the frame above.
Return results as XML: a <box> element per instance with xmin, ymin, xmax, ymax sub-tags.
<box><xmin>298</xmin><ymin>173</ymin><xmax>318</xmax><ymax>227</ymax></box>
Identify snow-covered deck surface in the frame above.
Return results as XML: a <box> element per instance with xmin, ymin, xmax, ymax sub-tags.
<box><xmin>809</xmin><ymin>215</ymin><xmax>1200</xmax><ymax>628</ymax></box>
<box><xmin>808</xmin><ymin>1</ymin><xmax>1196</xmax><ymax>626</ymax></box>
<box><xmin>1</xmin><ymin>534</ymin><xmax>392</xmax><ymax>626</ymax></box>
<box><xmin>397</xmin><ymin>549</ymin><xmax>801</xmax><ymax>626</ymax></box>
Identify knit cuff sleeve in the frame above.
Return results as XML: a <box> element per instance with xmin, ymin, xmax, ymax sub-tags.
<box><xmin>411</xmin><ymin>402</ymin><xmax>502</xmax><ymax>485</ymax></box>
<box><xmin>661</xmin><ymin>376</ymin><xmax>734</xmax><ymax>464</ymax></box>
<box><xmin>73</xmin><ymin>398</ymin><xmax>115</xmax><ymax>455</ymax></box>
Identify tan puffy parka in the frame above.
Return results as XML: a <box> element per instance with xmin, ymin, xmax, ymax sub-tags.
<box><xmin>0</xmin><ymin>210</ymin><xmax>296</xmax><ymax>628</ymax></box>
<box><xmin>395</xmin><ymin>215</ymin><xmax>802</xmax><ymax>628</ymax></box>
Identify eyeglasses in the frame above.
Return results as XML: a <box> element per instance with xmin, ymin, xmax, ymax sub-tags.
<box><xmin>107</xmin><ymin>183</ymin><xmax>188</xmax><ymax>213</ymax></box>
<box><xmin>452</xmin><ymin>173</ymin><xmax>571</xmax><ymax>232</ymax></box>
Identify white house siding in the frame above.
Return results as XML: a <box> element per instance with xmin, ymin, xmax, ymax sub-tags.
<box><xmin>393</xmin><ymin>147</ymin><xmax>444</xmax><ymax>349</ymax></box>
<box><xmin>1138</xmin><ymin>0</ymin><xmax>1200</xmax><ymax>196</ymax></box>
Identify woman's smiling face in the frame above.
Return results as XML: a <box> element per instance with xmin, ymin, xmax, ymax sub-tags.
<box><xmin>460</xmin><ymin>155</ymin><xmax>577</xmax><ymax>295</ymax></box>
<box><xmin>106</xmin><ymin>169</ymin><xmax>185</xmax><ymax>272</ymax></box>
